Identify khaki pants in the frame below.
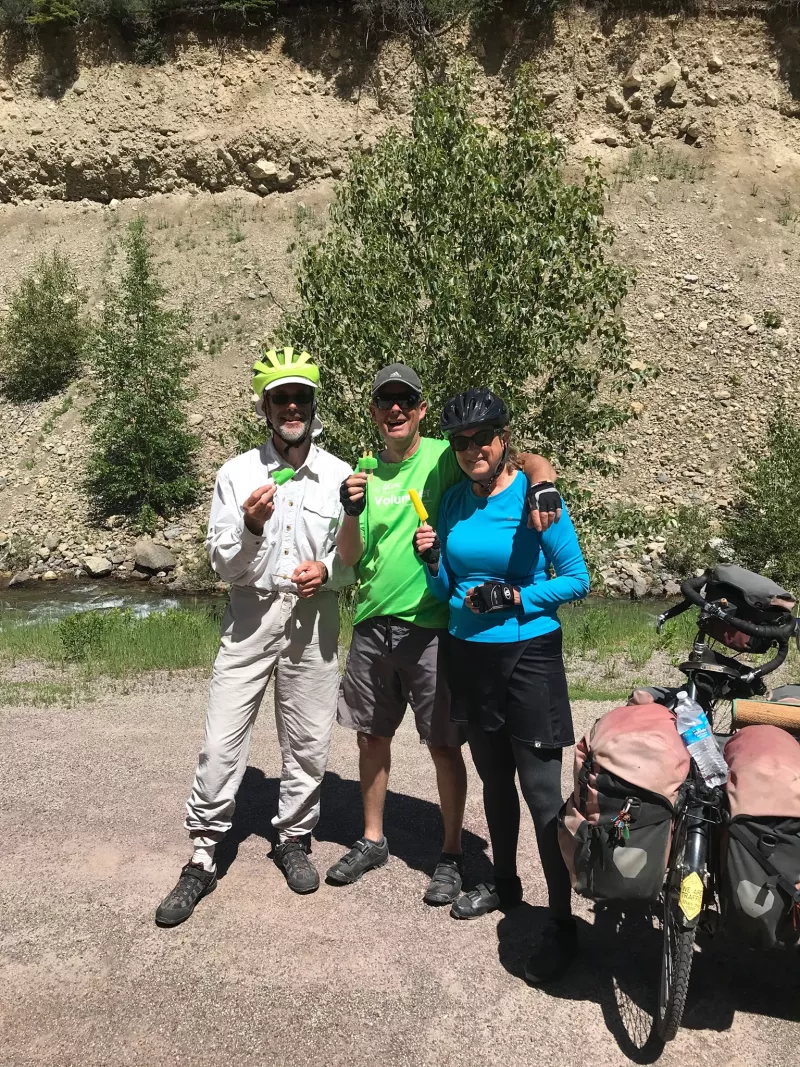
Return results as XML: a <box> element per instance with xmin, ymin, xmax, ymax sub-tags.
<box><xmin>185</xmin><ymin>586</ymin><xmax>340</xmax><ymax>843</ymax></box>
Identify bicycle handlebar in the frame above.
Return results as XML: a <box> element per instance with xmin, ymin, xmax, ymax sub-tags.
<box><xmin>680</xmin><ymin>576</ymin><xmax>796</xmax><ymax>641</ymax></box>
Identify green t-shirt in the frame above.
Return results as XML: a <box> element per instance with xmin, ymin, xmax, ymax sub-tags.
<box><xmin>355</xmin><ymin>437</ymin><xmax>462</xmax><ymax>628</ymax></box>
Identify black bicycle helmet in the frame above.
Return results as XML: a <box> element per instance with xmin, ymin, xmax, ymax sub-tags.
<box><xmin>439</xmin><ymin>388</ymin><xmax>509</xmax><ymax>437</ymax></box>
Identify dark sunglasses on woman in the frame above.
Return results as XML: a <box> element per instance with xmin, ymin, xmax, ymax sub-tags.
<box><xmin>269</xmin><ymin>387</ymin><xmax>315</xmax><ymax>406</ymax></box>
<box><xmin>448</xmin><ymin>426</ymin><xmax>502</xmax><ymax>452</ymax></box>
<box><xmin>374</xmin><ymin>392</ymin><xmax>421</xmax><ymax>411</ymax></box>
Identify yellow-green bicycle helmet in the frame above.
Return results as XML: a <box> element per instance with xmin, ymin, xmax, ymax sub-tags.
<box><xmin>252</xmin><ymin>346</ymin><xmax>320</xmax><ymax>397</ymax></box>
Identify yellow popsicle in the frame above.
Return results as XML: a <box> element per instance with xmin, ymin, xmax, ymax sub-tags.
<box><xmin>408</xmin><ymin>489</ymin><xmax>428</xmax><ymax>523</ymax></box>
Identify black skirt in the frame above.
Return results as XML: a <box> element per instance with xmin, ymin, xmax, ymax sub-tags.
<box><xmin>446</xmin><ymin>628</ymin><xmax>574</xmax><ymax>748</ymax></box>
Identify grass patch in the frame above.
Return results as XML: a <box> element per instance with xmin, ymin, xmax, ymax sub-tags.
<box><xmin>617</xmin><ymin>146</ymin><xmax>708</xmax><ymax>184</ymax></box>
<box><xmin>568</xmin><ymin>681</ymin><xmax>642</xmax><ymax>702</ymax></box>
<box><xmin>41</xmin><ymin>392</ymin><xmax>74</xmax><ymax>436</ymax></box>
<box><xmin>0</xmin><ymin>680</ymin><xmax>81</xmax><ymax>706</ymax></box>
<box><xmin>560</xmin><ymin>599</ymin><xmax>696</xmax><ymax>664</ymax></box>
<box><xmin>0</xmin><ymin>607</ymin><xmax>224</xmax><ymax>677</ymax></box>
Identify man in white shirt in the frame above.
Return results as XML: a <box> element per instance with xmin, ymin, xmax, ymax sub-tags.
<box><xmin>156</xmin><ymin>347</ymin><xmax>353</xmax><ymax>925</ymax></box>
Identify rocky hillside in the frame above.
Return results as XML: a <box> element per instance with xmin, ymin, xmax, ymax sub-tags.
<box><xmin>1</xmin><ymin>5</ymin><xmax>800</xmax><ymax>594</ymax></box>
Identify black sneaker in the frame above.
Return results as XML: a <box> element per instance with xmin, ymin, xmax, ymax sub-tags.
<box><xmin>423</xmin><ymin>853</ymin><xmax>464</xmax><ymax>906</ymax></box>
<box><xmin>325</xmin><ymin>837</ymin><xmax>389</xmax><ymax>885</ymax></box>
<box><xmin>155</xmin><ymin>862</ymin><xmax>217</xmax><ymax>927</ymax></box>
<box><xmin>523</xmin><ymin>918</ymin><xmax>579</xmax><ymax>984</ymax></box>
<box><xmin>274</xmin><ymin>837</ymin><xmax>320</xmax><ymax>894</ymax></box>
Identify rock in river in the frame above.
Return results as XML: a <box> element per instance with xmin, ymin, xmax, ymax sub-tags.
<box><xmin>133</xmin><ymin>538</ymin><xmax>177</xmax><ymax>574</ymax></box>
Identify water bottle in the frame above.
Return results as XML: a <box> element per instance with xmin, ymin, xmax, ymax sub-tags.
<box><xmin>674</xmin><ymin>690</ymin><xmax>728</xmax><ymax>787</ymax></box>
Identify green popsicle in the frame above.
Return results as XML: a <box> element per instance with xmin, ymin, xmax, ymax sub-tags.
<box><xmin>357</xmin><ymin>450</ymin><xmax>378</xmax><ymax>472</ymax></box>
<box><xmin>272</xmin><ymin>467</ymin><xmax>296</xmax><ymax>486</ymax></box>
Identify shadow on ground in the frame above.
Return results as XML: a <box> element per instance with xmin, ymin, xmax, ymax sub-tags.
<box><xmin>497</xmin><ymin>902</ymin><xmax>800</xmax><ymax>1064</ymax></box>
<box><xmin>216</xmin><ymin>766</ymin><xmax>492</xmax><ymax>884</ymax></box>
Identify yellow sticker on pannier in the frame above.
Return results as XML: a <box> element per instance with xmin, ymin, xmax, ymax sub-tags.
<box><xmin>678</xmin><ymin>871</ymin><xmax>704</xmax><ymax>920</ymax></box>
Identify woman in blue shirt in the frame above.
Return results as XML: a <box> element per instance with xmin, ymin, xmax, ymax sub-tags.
<box><xmin>413</xmin><ymin>388</ymin><xmax>589</xmax><ymax>984</ymax></box>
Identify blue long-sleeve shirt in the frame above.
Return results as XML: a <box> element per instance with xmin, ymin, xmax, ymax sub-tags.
<box><xmin>425</xmin><ymin>471</ymin><xmax>590</xmax><ymax>643</ymax></box>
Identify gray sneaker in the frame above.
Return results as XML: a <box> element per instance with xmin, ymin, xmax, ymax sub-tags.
<box><xmin>155</xmin><ymin>862</ymin><xmax>217</xmax><ymax>927</ymax></box>
<box><xmin>326</xmin><ymin>837</ymin><xmax>389</xmax><ymax>885</ymax></box>
<box><xmin>274</xmin><ymin>838</ymin><xmax>320</xmax><ymax>894</ymax></box>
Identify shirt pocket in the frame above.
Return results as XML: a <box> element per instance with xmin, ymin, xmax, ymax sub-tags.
<box><xmin>302</xmin><ymin>485</ymin><xmax>341</xmax><ymax>556</ymax></box>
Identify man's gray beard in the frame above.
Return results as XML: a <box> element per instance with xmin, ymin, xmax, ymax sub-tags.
<box><xmin>272</xmin><ymin>417</ymin><xmax>310</xmax><ymax>444</ymax></box>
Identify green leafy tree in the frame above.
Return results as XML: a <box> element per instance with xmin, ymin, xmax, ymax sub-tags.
<box><xmin>85</xmin><ymin>218</ymin><xmax>198</xmax><ymax>529</ymax></box>
<box><xmin>27</xmin><ymin>0</ymin><xmax>79</xmax><ymax>23</ymax></box>
<box><xmin>0</xmin><ymin>251</ymin><xmax>89</xmax><ymax>402</ymax></box>
<box><xmin>723</xmin><ymin>405</ymin><xmax>800</xmax><ymax>588</ymax></box>
<box><xmin>281</xmin><ymin>67</ymin><xmax>639</xmax><ymax>473</ymax></box>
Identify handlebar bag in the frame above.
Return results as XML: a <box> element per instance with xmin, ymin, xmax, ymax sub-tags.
<box><xmin>720</xmin><ymin>725</ymin><xmax>800</xmax><ymax>950</ymax></box>
<box><xmin>558</xmin><ymin>704</ymin><xmax>690</xmax><ymax>903</ymax></box>
<box><xmin>700</xmin><ymin>565</ymin><xmax>795</xmax><ymax>653</ymax></box>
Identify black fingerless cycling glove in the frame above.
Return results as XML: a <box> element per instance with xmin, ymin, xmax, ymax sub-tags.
<box><xmin>526</xmin><ymin>480</ymin><xmax>561</xmax><ymax>519</ymax></box>
<box><xmin>340</xmin><ymin>477</ymin><xmax>366</xmax><ymax>517</ymax></box>
<box><xmin>470</xmin><ymin>581</ymin><xmax>518</xmax><ymax>613</ymax></box>
<box><xmin>415</xmin><ymin>533</ymin><xmax>441</xmax><ymax>570</ymax></box>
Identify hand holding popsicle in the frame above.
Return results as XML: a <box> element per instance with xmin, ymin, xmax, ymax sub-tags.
<box><xmin>410</xmin><ymin>491</ymin><xmax>440</xmax><ymax>571</ymax></box>
<box><xmin>243</xmin><ymin>482</ymin><xmax>277</xmax><ymax>535</ymax></box>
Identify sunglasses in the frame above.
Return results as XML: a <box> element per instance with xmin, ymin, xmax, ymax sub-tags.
<box><xmin>374</xmin><ymin>392</ymin><xmax>421</xmax><ymax>412</ymax></box>
<box><xmin>448</xmin><ymin>426</ymin><xmax>502</xmax><ymax>452</ymax></box>
<box><xmin>268</xmin><ymin>387</ymin><xmax>315</xmax><ymax>406</ymax></box>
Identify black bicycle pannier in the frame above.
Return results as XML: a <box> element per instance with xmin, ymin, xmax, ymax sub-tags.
<box><xmin>720</xmin><ymin>726</ymin><xmax>800</xmax><ymax>950</ymax></box>
<box><xmin>698</xmin><ymin>565</ymin><xmax>795</xmax><ymax>653</ymax></box>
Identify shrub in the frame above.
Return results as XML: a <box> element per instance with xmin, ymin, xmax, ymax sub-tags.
<box><xmin>84</xmin><ymin>218</ymin><xmax>199</xmax><ymax>528</ymax></box>
<box><xmin>723</xmin><ymin>405</ymin><xmax>800</xmax><ymax>589</ymax></box>
<box><xmin>281</xmin><ymin>66</ymin><xmax>639</xmax><ymax>473</ymax></box>
<box><xmin>0</xmin><ymin>534</ymin><xmax>33</xmax><ymax>573</ymax></box>
<box><xmin>59</xmin><ymin>609</ymin><xmax>114</xmax><ymax>662</ymax></box>
<box><xmin>229</xmin><ymin>408</ymin><xmax>267</xmax><ymax>456</ymax></box>
<box><xmin>352</xmin><ymin>0</ymin><xmax>489</xmax><ymax>35</ymax></box>
<box><xmin>27</xmin><ymin>0</ymin><xmax>79</xmax><ymax>21</ymax></box>
<box><xmin>0</xmin><ymin>251</ymin><xmax>89</xmax><ymax>402</ymax></box>
<box><xmin>0</xmin><ymin>0</ymin><xmax>34</xmax><ymax>26</ymax></box>
<box><xmin>662</xmin><ymin>504</ymin><xmax>717</xmax><ymax>577</ymax></box>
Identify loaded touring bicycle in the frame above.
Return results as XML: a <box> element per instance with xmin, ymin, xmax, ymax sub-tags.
<box><xmin>559</xmin><ymin>565</ymin><xmax>800</xmax><ymax>1043</ymax></box>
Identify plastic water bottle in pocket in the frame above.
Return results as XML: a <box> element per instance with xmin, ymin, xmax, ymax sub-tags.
<box><xmin>675</xmin><ymin>690</ymin><xmax>728</xmax><ymax>787</ymax></box>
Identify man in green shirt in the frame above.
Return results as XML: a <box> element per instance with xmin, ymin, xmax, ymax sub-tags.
<box><xmin>327</xmin><ymin>364</ymin><xmax>559</xmax><ymax>903</ymax></box>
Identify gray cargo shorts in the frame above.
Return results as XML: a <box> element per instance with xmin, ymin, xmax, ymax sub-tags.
<box><xmin>338</xmin><ymin>616</ymin><xmax>463</xmax><ymax>748</ymax></box>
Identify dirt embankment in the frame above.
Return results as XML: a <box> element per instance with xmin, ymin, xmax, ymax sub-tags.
<box><xmin>1</xmin><ymin>6</ymin><xmax>800</xmax><ymax>597</ymax></box>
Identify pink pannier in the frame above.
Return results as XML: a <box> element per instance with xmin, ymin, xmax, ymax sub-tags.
<box><xmin>559</xmin><ymin>704</ymin><xmax>690</xmax><ymax>903</ymax></box>
<box><xmin>720</xmin><ymin>725</ymin><xmax>800</xmax><ymax>949</ymax></box>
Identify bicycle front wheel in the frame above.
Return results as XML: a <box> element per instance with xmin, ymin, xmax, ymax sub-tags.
<box><xmin>655</xmin><ymin>879</ymin><xmax>697</xmax><ymax>1042</ymax></box>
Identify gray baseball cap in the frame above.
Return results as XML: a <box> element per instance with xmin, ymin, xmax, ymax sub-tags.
<box><xmin>371</xmin><ymin>362</ymin><xmax>423</xmax><ymax>398</ymax></box>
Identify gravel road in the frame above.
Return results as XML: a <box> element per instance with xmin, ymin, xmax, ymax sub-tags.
<box><xmin>2</xmin><ymin>677</ymin><xmax>798</xmax><ymax>1066</ymax></box>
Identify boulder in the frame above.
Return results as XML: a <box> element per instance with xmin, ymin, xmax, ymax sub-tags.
<box><xmin>247</xmin><ymin>158</ymin><xmax>278</xmax><ymax>184</ymax></box>
<box><xmin>8</xmin><ymin>570</ymin><xmax>30</xmax><ymax>587</ymax></box>
<box><xmin>134</xmin><ymin>538</ymin><xmax>177</xmax><ymax>573</ymax></box>
<box><xmin>655</xmin><ymin>59</ymin><xmax>681</xmax><ymax>93</ymax></box>
<box><xmin>621</xmin><ymin>63</ymin><xmax>643</xmax><ymax>91</ymax></box>
<box><xmin>84</xmin><ymin>555</ymin><xmax>113</xmax><ymax>578</ymax></box>
<box><xmin>42</xmin><ymin>570</ymin><xmax>58</xmax><ymax>581</ymax></box>
<box><xmin>605</xmin><ymin>91</ymin><xmax>625</xmax><ymax>114</ymax></box>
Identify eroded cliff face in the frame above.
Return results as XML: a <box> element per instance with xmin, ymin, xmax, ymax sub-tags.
<box><xmin>1</xmin><ymin>7</ymin><xmax>799</xmax><ymax>595</ymax></box>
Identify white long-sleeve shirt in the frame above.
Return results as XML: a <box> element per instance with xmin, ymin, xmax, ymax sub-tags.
<box><xmin>205</xmin><ymin>438</ymin><xmax>355</xmax><ymax>594</ymax></box>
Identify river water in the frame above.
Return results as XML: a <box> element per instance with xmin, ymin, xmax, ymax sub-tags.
<box><xmin>0</xmin><ymin>580</ymin><xmax>668</xmax><ymax>627</ymax></box>
<box><xmin>0</xmin><ymin>582</ymin><xmax>224</xmax><ymax>624</ymax></box>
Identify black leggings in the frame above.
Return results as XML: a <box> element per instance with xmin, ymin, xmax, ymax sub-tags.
<box><xmin>466</xmin><ymin>723</ymin><xmax>571</xmax><ymax>919</ymax></box>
